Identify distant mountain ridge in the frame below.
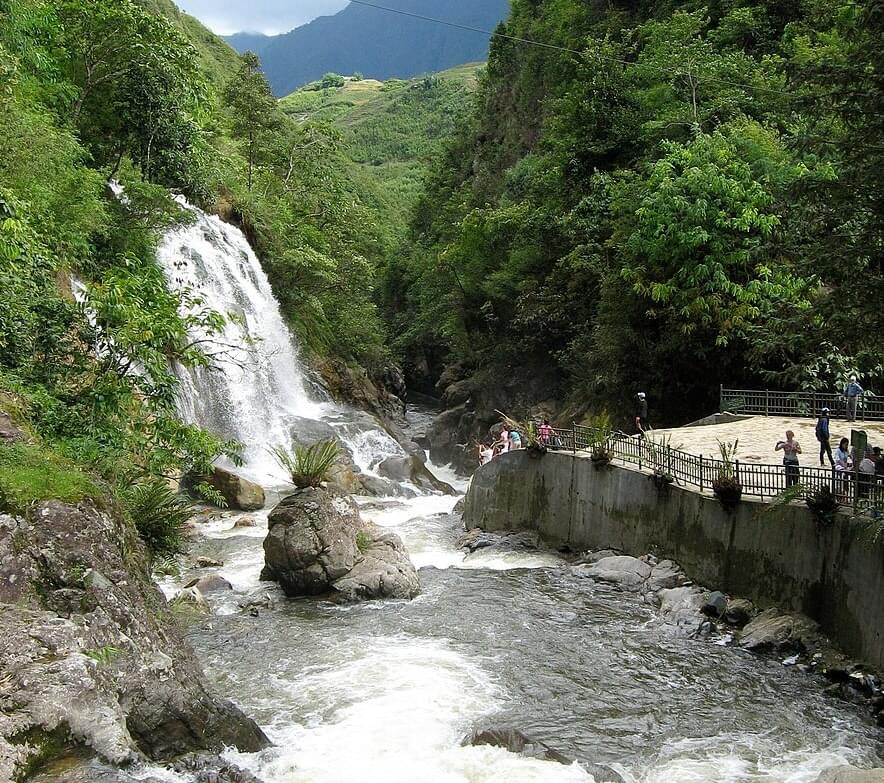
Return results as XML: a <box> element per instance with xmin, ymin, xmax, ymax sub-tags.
<box><xmin>224</xmin><ymin>0</ymin><xmax>509</xmax><ymax>96</ymax></box>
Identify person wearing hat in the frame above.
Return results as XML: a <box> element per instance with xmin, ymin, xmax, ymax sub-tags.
<box><xmin>843</xmin><ymin>375</ymin><xmax>864</xmax><ymax>422</ymax></box>
<box><xmin>815</xmin><ymin>407</ymin><xmax>834</xmax><ymax>467</ymax></box>
<box><xmin>635</xmin><ymin>392</ymin><xmax>648</xmax><ymax>435</ymax></box>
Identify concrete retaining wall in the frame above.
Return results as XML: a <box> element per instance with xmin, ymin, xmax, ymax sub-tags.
<box><xmin>463</xmin><ymin>450</ymin><xmax>884</xmax><ymax>669</ymax></box>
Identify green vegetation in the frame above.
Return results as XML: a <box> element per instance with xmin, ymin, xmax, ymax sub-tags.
<box><xmin>385</xmin><ymin>0</ymin><xmax>884</xmax><ymax>424</ymax></box>
<box><xmin>0</xmin><ymin>443</ymin><xmax>99</xmax><ymax>512</ymax></box>
<box><xmin>270</xmin><ymin>440</ymin><xmax>340</xmax><ymax>489</ymax></box>
<box><xmin>122</xmin><ymin>480</ymin><xmax>193</xmax><ymax>569</ymax></box>
<box><xmin>355</xmin><ymin>529</ymin><xmax>372</xmax><ymax>554</ymax></box>
<box><xmin>279</xmin><ymin>64</ymin><xmax>482</xmax><ymax>242</ymax></box>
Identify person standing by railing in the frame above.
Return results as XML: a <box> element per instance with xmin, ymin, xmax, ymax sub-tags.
<box><xmin>776</xmin><ymin>430</ymin><xmax>802</xmax><ymax>488</ymax></box>
<box><xmin>815</xmin><ymin>408</ymin><xmax>834</xmax><ymax>467</ymax></box>
<box><xmin>844</xmin><ymin>376</ymin><xmax>864</xmax><ymax>422</ymax></box>
<box><xmin>834</xmin><ymin>437</ymin><xmax>853</xmax><ymax>500</ymax></box>
<box><xmin>635</xmin><ymin>392</ymin><xmax>648</xmax><ymax>436</ymax></box>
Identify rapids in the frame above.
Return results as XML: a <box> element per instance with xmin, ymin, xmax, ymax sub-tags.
<box><xmin>143</xmin><ymin>200</ymin><xmax>881</xmax><ymax>782</ymax></box>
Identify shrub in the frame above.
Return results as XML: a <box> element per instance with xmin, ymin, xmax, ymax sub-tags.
<box><xmin>271</xmin><ymin>440</ymin><xmax>340</xmax><ymax>488</ymax></box>
<box><xmin>0</xmin><ymin>443</ymin><xmax>99</xmax><ymax>512</ymax></box>
<box><xmin>123</xmin><ymin>480</ymin><xmax>193</xmax><ymax>570</ymax></box>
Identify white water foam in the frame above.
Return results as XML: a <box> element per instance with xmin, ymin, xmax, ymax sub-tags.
<box><xmin>155</xmin><ymin>197</ymin><xmax>328</xmax><ymax>480</ymax></box>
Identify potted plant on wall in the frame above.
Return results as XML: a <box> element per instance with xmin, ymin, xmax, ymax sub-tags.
<box><xmin>805</xmin><ymin>485</ymin><xmax>839</xmax><ymax>525</ymax></box>
<box><xmin>644</xmin><ymin>430</ymin><xmax>677</xmax><ymax>489</ymax></box>
<box><xmin>712</xmin><ymin>439</ymin><xmax>742</xmax><ymax>508</ymax></box>
<box><xmin>587</xmin><ymin>412</ymin><xmax>613</xmax><ymax>468</ymax></box>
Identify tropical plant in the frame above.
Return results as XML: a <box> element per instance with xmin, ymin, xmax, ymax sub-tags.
<box><xmin>586</xmin><ymin>412</ymin><xmax>614</xmax><ymax>463</ymax></box>
<box><xmin>643</xmin><ymin>430</ymin><xmax>680</xmax><ymax>482</ymax></box>
<box><xmin>271</xmin><ymin>440</ymin><xmax>340</xmax><ymax>489</ymax></box>
<box><xmin>123</xmin><ymin>479</ymin><xmax>193</xmax><ymax>570</ymax></box>
<box><xmin>713</xmin><ymin>439</ymin><xmax>742</xmax><ymax>507</ymax></box>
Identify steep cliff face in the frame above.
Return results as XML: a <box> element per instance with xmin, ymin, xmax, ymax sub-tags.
<box><xmin>0</xmin><ymin>500</ymin><xmax>269</xmax><ymax>781</ymax></box>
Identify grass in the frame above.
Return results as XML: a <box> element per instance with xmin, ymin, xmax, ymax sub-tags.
<box><xmin>270</xmin><ymin>440</ymin><xmax>340</xmax><ymax>489</ymax></box>
<box><xmin>0</xmin><ymin>443</ymin><xmax>100</xmax><ymax>513</ymax></box>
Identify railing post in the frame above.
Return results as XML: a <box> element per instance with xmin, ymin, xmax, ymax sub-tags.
<box><xmin>699</xmin><ymin>455</ymin><xmax>703</xmax><ymax>491</ymax></box>
<box><xmin>572</xmin><ymin>422</ymin><xmax>576</xmax><ymax>454</ymax></box>
<box><xmin>719</xmin><ymin>384</ymin><xmax>724</xmax><ymax>414</ymax></box>
<box><xmin>765</xmin><ymin>390</ymin><xmax>770</xmax><ymax>416</ymax></box>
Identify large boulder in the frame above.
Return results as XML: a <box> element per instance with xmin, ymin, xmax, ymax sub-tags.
<box><xmin>739</xmin><ymin>608</ymin><xmax>819</xmax><ymax>653</ymax></box>
<box><xmin>204</xmin><ymin>467</ymin><xmax>265</xmax><ymax>511</ymax></box>
<box><xmin>0</xmin><ymin>411</ymin><xmax>27</xmax><ymax>444</ymax></box>
<box><xmin>377</xmin><ymin>454</ymin><xmax>456</xmax><ymax>495</ymax></box>
<box><xmin>261</xmin><ymin>488</ymin><xmax>419</xmax><ymax>601</ymax></box>
<box><xmin>0</xmin><ymin>502</ymin><xmax>268</xmax><ymax>781</ymax></box>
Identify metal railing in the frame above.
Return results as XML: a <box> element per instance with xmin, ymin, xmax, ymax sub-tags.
<box><xmin>536</xmin><ymin>422</ymin><xmax>884</xmax><ymax>517</ymax></box>
<box><xmin>720</xmin><ymin>386</ymin><xmax>884</xmax><ymax>421</ymax></box>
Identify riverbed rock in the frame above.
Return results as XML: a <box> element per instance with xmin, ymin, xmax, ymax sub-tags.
<box><xmin>739</xmin><ymin>608</ymin><xmax>819</xmax><ymax>653</ymax></box>
<box><xmin>457</xmin><ymin>528</ymin><xmax>541</xmax><ymax>553</ymax></box>
<box><xmin>184</xmin><ymin>574</ymin><xmax>233</xmax><ymax>594</ymax></box>
<box><xmin>701</xmin><ymin>591</ymin><xmax>728</xmax><ymax>618</ymax></box>
<box><xmin>657</xmin><ymin>586</ymin><xmax>706</xmax><ymax>632</ymax></box>
<box><xmin>233</xmin><ymin>515</ymin><xmax>257</xmax><ymax>528</ymax></box>
<box><xmin>261</xmin><ymin>488</ymin><xmax>419</xmax><ymax>601</ymax></box>
<box><xmin>574</xmin><ymin>555</ymin><xmax>652</xmax><ymax>590</ymax></box>
<box><xmin>463</xmin><ymin>728</ymin><xmax>623</xmax><ymax>782</ymax></box>
<box><xmin>0</xmin><ymin>501</ymin><xmax>268</xmax><ymax>781</ymax></box>
<box><xmin>195</xmin><ymin>556</ymin><xmax>224</xmax><ymax>568</ymax></box>
<box><xmin>171</xmin><ymin>586</ymin><xmax>210</xmax><ymax>613</ymax></box>
<box><xmin>205</xmin><ymin>467</ymin><xmax>265</xmax><ymax>511</ymax></box>
<box><xmin>644</xmin><ymin>559</ymin><xmax>687</xmax><ymax>592</ymax></box>
<box><xmin>815</xmin><ymin>767</ymin><xmax>884</xmax><ymax>782</ymax></box>
<box><xmin>377</xmin><ymin>454</ymin><xmax>456</xmax><ymax>495</ymax></box>
<box><xmin>724</xmin><ymin>598</ymin><xmax>756</xmax><ymax>627</ymax></box>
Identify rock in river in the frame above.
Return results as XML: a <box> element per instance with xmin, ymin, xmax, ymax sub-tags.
<box><xmin>573</xmin><ymin>555</ymin><xmax>652</xmax><ymax>590</ymax></box>
<box><xmin>261</xmin><ymin>487</ymin><xmax>420</xmax><ymax>601</ymax></box>
<box><xmin>815</xmin><ymin>767</ymin><xmax>884</xmax><ymax>782</ymax></box>
<box><xmin>204</xmin><ymin>466</ymin><xmax>265</xmax><ymax>511</ymax></box>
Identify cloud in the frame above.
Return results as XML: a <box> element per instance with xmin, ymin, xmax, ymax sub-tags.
<box><xmin>176</xmin><ymin>0</ymin><xmax>350</xmax><ymax>36</ymax></box>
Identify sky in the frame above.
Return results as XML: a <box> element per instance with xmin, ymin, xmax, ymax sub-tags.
<box><xmin>175</xmin><ymin>0</ymin><xmax>350</xmax><ymax>36</ymax></box>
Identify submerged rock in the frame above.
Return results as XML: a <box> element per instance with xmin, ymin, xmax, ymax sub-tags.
<box><xmin>233</xmin><ymin>515</ymin><xmax>257</xmax><ymax>528</ymax></box>
<box><xmin>171</xmin><ymin>586</ymin><xmax>210</xmax><ymax>614</ymax></box>
<box><xmin>457</xmin><ymin>528</ymin><xmax>541</xmax><ymax>554</ymax></box>
<box><xmin>261</xmin><ymin>488</ymin><xmax>419</xmax><ymax>601</ymax></box>
<box><xmin>195</xmin><ymin>556</ymin><xmax>224</xmax><ymax>568</ymax></box>
<box><xmin>184</xmin><ymin>574</ymin><xmax>233</xmax><ymax>594</ymax></box>
<box><xmin>463</xmin><ymin>727</ymin><xmax>624</xmax><ymax>782</ymax></box>
<box><xmin>815</xmin><ymin>767</ymin><xmax>884</xmax><ymax>782</ymax></box>
<box><xmin>0</xmin><ymin>501</ymin><xmax>268</xmax><ymax>781</ymax></box>
<box><xmin>204</xmin><ymin>467</ymin><xmax>266</xmax><ymax>511</ymax></box>
<box><xmin>573</xmin><ymin>555</ymin><xmax>652</xmax><ymax>590</ymax></box>
<box><xmin>377</xmin><ymin>454</ymin><xmax>456</xmax><ymax>495</ymax></box>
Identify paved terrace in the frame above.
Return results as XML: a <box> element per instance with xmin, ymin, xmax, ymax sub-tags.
<box><xmin>650</xmin><ymin>415</ymin><xmax>884</xmax><ymax>464</ymax></box>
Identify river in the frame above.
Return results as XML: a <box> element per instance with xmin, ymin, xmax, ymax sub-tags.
<box><xmin>140</xmin><ymin>201</ymin><xmax>881</xmax><ymax>782</ymax></box>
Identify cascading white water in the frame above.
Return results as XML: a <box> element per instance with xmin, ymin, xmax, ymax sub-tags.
<box><xmin>157</xmin><ymin>198</ymin><xmax>337</xmax><ymax>479</ymax></box>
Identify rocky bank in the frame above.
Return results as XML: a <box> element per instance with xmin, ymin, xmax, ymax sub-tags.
<box><xmin>0</xmin><ymin>500</ymin><xmax>268</xmax><ymax>781</ymax></box>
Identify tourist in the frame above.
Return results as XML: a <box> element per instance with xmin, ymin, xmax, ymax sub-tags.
<box><xmin>873</xmin><ymin>446</ymin><xmax>884</xmax><ymax>483</ymax></box>
<box><xmin>539</xmin><ymin>419</ymin><xmax>553</xmax><ymax>445</ymax></box>
<box><xmin>635</xmin><ymin>392</ymin><xmax>648</xmax><ymax>436</ymax></box>
<box><xmin>815</xmin><ymin>408</ymin><xmax>834</xmax><ymax>467</ymax></box>
<box><xmin>498</xmin><ymin>427</ymin><xmax>510</xmax><ymax>454</ymax></box>
<box><xmin>843</xmin><ymin>376</ymin><xmax>864</xmax><ymax>422</ymax></box>
<box><xmin>478</xmin><ymin>442</ymin><xmax>493</xmax><ymax>466</ymax></box>
<box><xmin>775</xmin><ymin>430</ymin><xmax>802</xmax><ymax>488</ymax></box>
<box><xmin>834</xmin><ymin>437</ymin><xmax>853</xmax><ymax>500</ymax></box>
<box><xmin>858</xmin><ymin>448</ymin><xmax>876</xmax><ymax>500</ymax></box>
<box><xmin>510</xmin><ymin>428</ymin><xmax>523</xmax><ymax>450</ymax></box>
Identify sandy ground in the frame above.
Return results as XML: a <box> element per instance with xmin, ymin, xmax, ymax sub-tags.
<box><xmin>651</xmin><ymin>416</ymin><xmax>884</xmax><ymax>465</ymax></box>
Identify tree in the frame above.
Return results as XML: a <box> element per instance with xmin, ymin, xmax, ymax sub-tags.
<box><xmin>223</xmin><ymin>51</ymin><xmax>279</xmax><ymax>190</ymax></box>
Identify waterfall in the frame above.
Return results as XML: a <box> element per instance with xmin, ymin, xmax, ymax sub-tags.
<box><xmin>155</xmin><ymin>197</ymin><xmax>402</xmax><ymax>482</ymax></box>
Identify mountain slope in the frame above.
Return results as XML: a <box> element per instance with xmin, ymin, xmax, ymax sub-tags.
<box><xmin>280</xmin><ymin>64</ymin><xmax>482</xmax><ymax>240</ymax></box>
<box><xmin>225</xmin><ymin>0</ymin><xmax>508</xmax><ymax>96</ymax></box>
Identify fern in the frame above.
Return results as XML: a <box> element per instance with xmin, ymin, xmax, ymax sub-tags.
<box><xmin>271</xmin><ymin>440</ymin><xmax>340</xmax><ymax>488</ymax></box>
<box><xmin>123</xmin><ymin>480</ymin><xmax>193</xmax><ymax>569</ymax></box>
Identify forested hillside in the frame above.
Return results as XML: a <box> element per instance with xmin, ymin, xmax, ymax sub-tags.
<box><xmin>385</xmin><ymin>0</ymin><xmax>884</xmax><ymax>425</ymax></box>
<box><xmin>0</xmin><ymin>0</ymin><xmax>389</xmax><ymax>534</ymax></box>
<box><xmin>224</xmin><ymin>0</ymin><xmax>508</xmax><ymax>96</ymax></box>
<box><xmin>280</xmin><ymin>65</ymin><xmax>482</xmax><ymax>242</ymax></box>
